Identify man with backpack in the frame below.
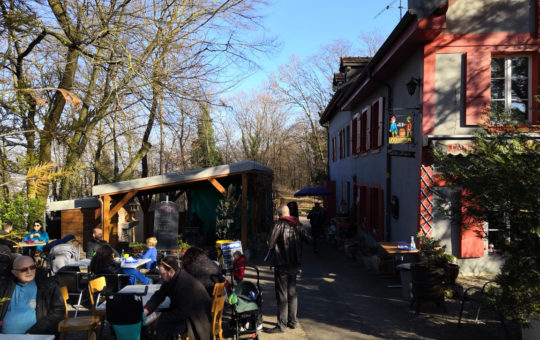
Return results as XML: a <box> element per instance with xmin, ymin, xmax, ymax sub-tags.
<box><xmin>307</xmin><ymin>202</ymin><xmax>326</xmax><ymax>253</ymax></box>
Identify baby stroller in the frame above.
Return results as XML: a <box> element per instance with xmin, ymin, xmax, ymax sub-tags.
<box><xmin>106</xmin><ymin>286</ymin><xmax>148</xmax><ymax>340</ymax></box>
<box><xmin>229</xmin><ymin>265</ymin><xmax>263</xmax><ymax>340</ymax></box>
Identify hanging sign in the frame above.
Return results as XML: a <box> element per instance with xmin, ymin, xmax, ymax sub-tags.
<box><xmin>389</xmin><ymin>115</ymin><xmax>413</xmax><ymax>144</ymax></box>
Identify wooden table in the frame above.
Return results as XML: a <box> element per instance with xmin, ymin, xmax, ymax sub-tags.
<box><xmin>14</xmin><ymin>242</ymin><xmax>46</xmax><ymax>248</ymax></box>
<box><xmin>379</xmin><ymin>242</ymin><xmax>419</xmax><ymax>255</ymax></box>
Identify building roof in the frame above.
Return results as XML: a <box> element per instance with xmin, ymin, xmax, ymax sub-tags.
<box><xmin>91</xmin><ymin>160</ymin><xmax>273</xmax><ymax>196</ymax></box>
<box><xmin>47</xmin><ymin>197</ymin><xmax>100</xmax><ymax>211</ymax></box>
<box><xmin>320</xmin><ymin>2</ymin><xmax>449</xmax><ymax>124</ymax></box>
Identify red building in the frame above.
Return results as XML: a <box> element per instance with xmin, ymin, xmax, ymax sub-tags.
<box><xmin>321</xmin><ymin>0</ymin><xmax>540</xmax><ymax>274</ymax></box>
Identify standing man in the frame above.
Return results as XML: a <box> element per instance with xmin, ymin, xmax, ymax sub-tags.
<box><xmin>265</xmin><ymin>204</ymin><xmax>310</xmax><ymax>334</ymax></box>
<box><xmin>85</xmin><ymin>227</ymin><xmax>119</xmax><ymax>258</ymax></box>
<box><xmin>0</xmin><ymin>256</ymin><xmax>65</xmax><ymax>334</ymax></box>
<box><xmin>307</xmin><ymin>202</ymin><xmax>326</xmax><ymax>253</ymax></box>
<box><xmin>144</xmin><ymin>255</ymin><xmax>212</xmax><ymax>340</ymax></box>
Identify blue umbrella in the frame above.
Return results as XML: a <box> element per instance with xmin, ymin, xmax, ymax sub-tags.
<box><xmin>294</xmin><ymin>186</ymin><xmax>333</xmax><ymax>197</ymax></box>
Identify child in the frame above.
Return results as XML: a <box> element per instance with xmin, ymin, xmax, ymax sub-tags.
<box><xmin>328</xmin><ymin>219</ymin><xmax>337</xmax><ymax>247</ymax></box>
<box><xmin>139</xmin><ymin>236</ymin><xmax>157</xmax><ymax>269</ymax></box>
<box><xmin>232</xmin><ymin>250</ymin><xmax>246</xmax><ymax>283</ymax></box>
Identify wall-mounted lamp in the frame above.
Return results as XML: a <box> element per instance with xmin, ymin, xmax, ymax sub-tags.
<box><xmin>406</xmin><ymin>77</ymin><xmax>422</xmax><ymax>96</ymax></box>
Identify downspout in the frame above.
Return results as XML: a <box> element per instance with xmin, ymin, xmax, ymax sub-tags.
<box><xmin>368</xmin><ymin>69</ymin><xmax>393</xmax><ymax>242</ymax></box>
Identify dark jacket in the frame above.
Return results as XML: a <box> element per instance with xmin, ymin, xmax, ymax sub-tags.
<box><xmin>145</xmin><ymin>269</ymin><xmax>212</xmax><ymax>340</ymax></box>
<box><xmin>85</xmin><ymin>239</ymin><xmax>119</xmax><ymax>258</ymax></box>
<box><xmin>0</xmin><ymin>271</ymin><xmax>65</xmax><ymax>334</ymax></box>
<box><xmin>184</xmin><ymin>255</ymin><xmax>224</xmax><ymax>297</ymax></box>
<box><xmin>267</xmin><ymin>216</ymin><xmax>310</xmax><ymax>267</ymax></box>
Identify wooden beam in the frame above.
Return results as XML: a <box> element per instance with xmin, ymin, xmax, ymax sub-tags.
<box><xmin>103</xmin><ymin>195</ymin><xmax>111</xmax><ymax>242</ymax></box>
<box><xmin>241</xmin><ymin>173</ymin><xmax>248</xmax><ymax>250</ymax></box>
<box><xmin>208</xmin><ymin>177</ymin><xmax>227</xmax><ymax>196</ymax></box>
<box><xmin>109</xmin><ymin>190</ymin><xmax>138</xmax><ymax>218</ymax></box>
<box><xmin>208</xmin><ymin>177</ymin><xmax>237</xmax><ymax>205</ymax></box>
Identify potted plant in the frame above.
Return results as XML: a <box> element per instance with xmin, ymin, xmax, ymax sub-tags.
<box><xmin>178</xmin><ymin>238</ymin><xmax>191</xmax><ymax>254</ymax></box>
<box><xmin>433</xmin><ymin>110</ymin><xmax>539</xmax><ymax>336</ymax></box>
<box><xmin>416</xmin><ymin>233</ymin><xmax>459</xmax><ymax>284</ymax></box>
<box><xmin>129</xmin><ymin>242</ymin><xmax>146</xmax><ymax>256</ymax></box>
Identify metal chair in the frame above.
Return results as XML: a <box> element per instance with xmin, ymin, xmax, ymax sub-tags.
<box><xmin>58</xmin><ymin>285</ymin><xmax>99</xmax><ymax>340</ymax></box>
<box><xmin>458</xmin><ymin>279</ymin><xmax>499</xmax><ymax>326</ymax></box>
<box><xmin>56</xmin><ymin>270</ymin><xmax>90</xmax><ymax>317</ymax></box>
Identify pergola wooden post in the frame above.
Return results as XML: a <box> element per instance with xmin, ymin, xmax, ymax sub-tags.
<box><xmin>100</xmin><ymin>190</ymin><xmax>138</xmax><ymax>245</ymax></box>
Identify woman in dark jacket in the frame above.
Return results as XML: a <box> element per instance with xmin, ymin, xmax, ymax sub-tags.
<box><xmin>182</xmin><ymin>246</ymin><xmax>224</xmax><ymax>296</ymax></box>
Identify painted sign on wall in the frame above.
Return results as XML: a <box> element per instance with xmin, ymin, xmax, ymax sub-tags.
<box><xmin>389</xmin><ymin>115</ymin><xmax>413</xmax><ymax>144</ymax></box>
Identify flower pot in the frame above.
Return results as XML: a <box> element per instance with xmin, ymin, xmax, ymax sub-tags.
<box><xmin>445</xmin><ymin>263</ymin><xmax>460</xmax><ymax>285</ymax></box>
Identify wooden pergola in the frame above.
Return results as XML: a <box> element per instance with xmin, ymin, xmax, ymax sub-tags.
<box><xmin>91</xmin><ymin>161</ymin><xmax>274</xmax><ymax>250</ymax></box>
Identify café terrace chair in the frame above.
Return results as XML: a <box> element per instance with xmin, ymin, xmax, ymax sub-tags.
<box><xmin>182</xmin><ymin>282</ymin><xmax>227</xmax><ymax>340</ymax></box>
<box><xmin>56</xmin><ymin>270</ymin><xmax>90</xmax><ymax>317</ymax></box>
<box><xmin>88</xmin><ymin>276</ymin><xmax>107</xmax><ymax>339</ymax></box>
<box><xmin>211</xmin><ymin>283</ymin><xmax>227</xmax><ymax>340</ymax></box>
<box><xmin>58</xmin><ymin>285</ymin><xmax>99</xmax><ymax>340</ymax></box>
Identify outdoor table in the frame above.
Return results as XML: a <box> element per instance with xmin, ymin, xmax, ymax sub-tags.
<box><xmin>14</xmin><ymin>241</ymin><xmax>46</xmax><ymax>249</ymax></box>
<box><xmin>378</xmin><ymin>242</ymin><xmax>419</xmax><ymax>255</ymax></box>
<box><xmin>0</xmin><ymin>335</ymin><xmax>54</xmax><ymax>340</ymax></box>
<box><xmin>63</xmin><ymin>257</ymin><xmax>151</xmax><ymax>269</ymax></box>
<box><xmin>95</xmin><ymin>284</ymin><xmax>169</xmax><ymax>311</ymax></box>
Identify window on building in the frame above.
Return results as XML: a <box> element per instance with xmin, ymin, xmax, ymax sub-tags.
<box><xmin>490</xmin><ymin>56</ymin><xmax>530</xmax><ymax>122</ymax></box>
<box><xmin>338</xmin><ymin>129</ymin><xmax>345</xmax><ymax>159</ymax></box>
<box><xmin>332</xmin><ymin>136</ymin><xmax>336</xmax><ymax>162</ymax></box>
<box><xmin>370</xmin><ymin>97</ymin><xmax>384</xmax><ymax>149</ymax></box>
<box><xmin>360</xmin><ymin>108</ymin><xmax>369</xmax><ymax>153</ymax></box>
<box><xmin>351</xmin><ymin>114</ymin><xmax>359</xmax><ymax>155</ymax></box>
<box><xmin>346</xmin><ymin>125</ymin><xmax>350</xmax><ymax>157</ymax></box>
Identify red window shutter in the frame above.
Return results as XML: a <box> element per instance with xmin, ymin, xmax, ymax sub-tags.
<box><xmin>377</xmin><ymin>188</ymin><xmax>384</xmax><ymax>240</ymax></box>
<box><xmin>377</xmin><ymin>97</ymin><xmax>384</xmax><ymax>147</ymax></box>
<box><xmin>460</xmin><ymin>189</ymin><xmax>485</xmax><ymax>258</ymax></box>
<box><xmin>359</xmin><ymin>185</ymin><xmax>368</xmax><ymax>232</ymax></box>
<box><xmin>536</xmin><ymin>0</ymin><xmax>540</xmax><ymax>38</ymax></box>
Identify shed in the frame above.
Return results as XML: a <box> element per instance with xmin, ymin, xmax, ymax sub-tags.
<box><xmin>47</xmin><ymin>161</ymin><xmax>274</xmax><ymax>251</ymax></box>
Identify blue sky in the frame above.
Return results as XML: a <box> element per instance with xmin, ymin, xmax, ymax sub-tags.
<box><xmin>231</xmin><ymin>0</ymin><xmax>405</xmax><ymax>92</ymax></box>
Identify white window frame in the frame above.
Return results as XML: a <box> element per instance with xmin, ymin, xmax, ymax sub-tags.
<box><xmin>490</xmin><ymin>55</ymin><xmax>532</xmax><ymax>121</ymax></box>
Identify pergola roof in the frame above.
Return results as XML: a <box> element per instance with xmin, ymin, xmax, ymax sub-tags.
<box><xmin>92</xmin><ymin>160</ymin><xmax>273</xmax><ymax>196</ymax></box>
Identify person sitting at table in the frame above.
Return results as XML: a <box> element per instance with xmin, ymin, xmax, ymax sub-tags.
<box><xmin>182</xmin><ymin>246</ymin><xmax>225</xmax><ymax>297</ymax></box>
<box><xmin>85</xmin><ymin>227</ymin><xmax>119</xmax><ymax>258</ymax></box>
<box><xmin>0</xmin><ymin>221</ymin><xmax>16</xmax><ymax>252</ymax></box>
<box><xmin>0</xmin><ymin>255</ymin><xmax>65</xmax><ymax>335</ymax></box>
<box><xmin>139</xmin><ymin>236</ymin><xmax>158</xmax><ymax>270</ymax></box>
<box><xmin>0</xmin><ymin>221</ymin><xmax>13</xmax><ymax>235</ymax></box>
<box><xmin>22</xmin><ymin>220</ymin><xmax>49</xmax><ymax>253</ymax></box>
<box><xmin>89</xmin><ymin>245</ymin><xmax>151</xmax><ymax>286</ymax></box>
<box><xmin>144</xmin><ymin>255</ymin><xmax>211</xmax><ymax>340</ymax></box>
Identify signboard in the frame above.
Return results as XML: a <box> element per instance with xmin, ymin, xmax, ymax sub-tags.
<box><xmin>218</xmin><ymin>240</ymin><xmax>243</xmax><ymax>271</ymax></box>
<box><xmin>154</xmin><ymin>201</ymin><xmax>179</xmax><ymax>251</ymax></box>
<box><xmin>389</xmin><ymin>115</ymin><xmax>413</xmax><ymax>144</ymax></box>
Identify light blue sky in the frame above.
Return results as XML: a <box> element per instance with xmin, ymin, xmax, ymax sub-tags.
<box><xmin>231</xmin><ymin>0</ymin><xmax>405</xmax><ymax>92</ymax></box>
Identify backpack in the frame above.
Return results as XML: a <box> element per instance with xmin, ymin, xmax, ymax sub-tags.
<box><xmin>48</xmin><ymin>243</ymin><xmax>79</xmax><ymax>275</ymax></box>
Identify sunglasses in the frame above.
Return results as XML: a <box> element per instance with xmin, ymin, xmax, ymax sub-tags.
<box><xmin>13</xmin><ymin>265</ymin><xmax>37</xmax><ymax>273</ymax></box>
<box><xmin>34</xmin><ymin>224</ymin><xmax>41</xmax><ymax>227</ymax></box>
